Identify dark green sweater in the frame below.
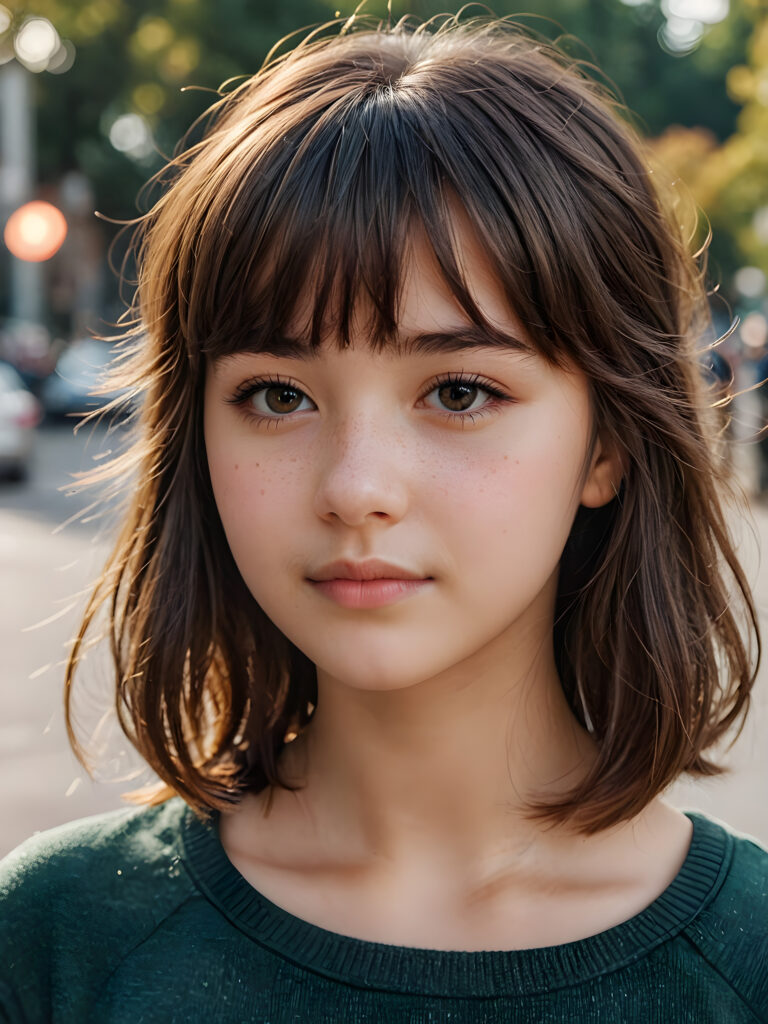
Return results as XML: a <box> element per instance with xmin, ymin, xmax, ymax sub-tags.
<box><xmin>1</xmin><ymin>798</ymin><xmax>766</xmax><ymax>1023</ymax></box>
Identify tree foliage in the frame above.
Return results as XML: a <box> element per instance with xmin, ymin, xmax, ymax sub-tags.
<box><xmin>651</xmin><ymin>7</ymin><xmax>768</xmax><ymax>288</ymax></box>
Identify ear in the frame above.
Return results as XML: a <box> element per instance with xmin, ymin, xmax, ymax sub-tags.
<box><xmin>579</xmin><ymin>434</ymin><xmax>625</xmax><ymax>509</ymax></box>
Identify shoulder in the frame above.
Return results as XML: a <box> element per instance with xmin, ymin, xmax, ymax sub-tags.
<box><xmin>0</xmin><ymin>796</ymin><xmax>190</xmax><ymax>899</ymax></box>
<box><xmin>695</xmin><ymin>815</ymin><xmax>768</xmax><ymax>936</ymax></box>
<box><xmin>681</xmin><ymin>814</ymin><xmax>768</xmax><ymax>1021</ymax></box>
<box><xmin>0</xmin><ymin>798</ymin><xmax>198</xmax><ymax>1019</ymax></box>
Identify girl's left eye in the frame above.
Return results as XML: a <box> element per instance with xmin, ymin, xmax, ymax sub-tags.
<box><xmin>226</xmin><ymin>373</ymin><xmax>512</xmax><ymax>425</ymax></box>
<box><xmin>421</xmin><ymin>375</ymin><xmax>511</xmax><ymax>418</ymax></box>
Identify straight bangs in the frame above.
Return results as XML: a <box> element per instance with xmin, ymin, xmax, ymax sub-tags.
<box><xmin>157</xmin><ymin>29</ymin><xmax>600</xmax><ymax>371</ymax></box>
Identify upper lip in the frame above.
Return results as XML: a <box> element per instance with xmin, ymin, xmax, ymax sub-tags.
<box><xmin>308</xmin><ymin>559</ymin><xmax>429</xmax><ymax>582</ymax></box>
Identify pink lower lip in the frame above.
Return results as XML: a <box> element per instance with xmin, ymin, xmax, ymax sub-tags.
<box><xmin>309</xmin><ymin>578</ymin><xmax>431</xmax><ymax>609</ymax></box>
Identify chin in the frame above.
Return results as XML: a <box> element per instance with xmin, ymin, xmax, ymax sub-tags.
<box><xmin>307</xmin><ymin>645</ymin><xmax>457</xmax><ymax>694</ymax></box>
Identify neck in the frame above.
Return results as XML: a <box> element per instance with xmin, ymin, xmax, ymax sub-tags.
<box><xmin>275</xmin><ymin>623</ymin><xmax>598</xmax><ymax>872</ymax></box>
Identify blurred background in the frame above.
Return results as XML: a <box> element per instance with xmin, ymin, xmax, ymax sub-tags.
<box><xmin>1</xmin><ymin>0</ymin><xmax>767</xmax><ymax>856</ymax></box>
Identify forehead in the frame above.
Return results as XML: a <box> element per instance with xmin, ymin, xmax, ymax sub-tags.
<box><xmin>346</xmin><ymin>216</ymin><xmax>528</xmax><ymax>341</ymax></box>
<box><xmin>223</xmin><ymin>217</ymin><xmax>538</xmax><ymax>364</ymax></box>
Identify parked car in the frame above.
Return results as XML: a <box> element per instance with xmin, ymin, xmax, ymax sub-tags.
<box><xmin>0</xmin><ymin>361</ymin><xmax>42</xmax><ymax>481</ymax></box>
<box><xmin>40</xmin><ymin>339</ymin><xmax>131</xmax><ymax>420</ymax></box>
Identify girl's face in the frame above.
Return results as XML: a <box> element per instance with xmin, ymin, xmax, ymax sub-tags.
<box><xmin>204</xmin><ymin>224</ymin><xmax>618</xmax><ymax>692</ymax></box>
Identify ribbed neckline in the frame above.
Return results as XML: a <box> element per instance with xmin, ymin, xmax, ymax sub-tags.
<box><xmin>179</xmin><ymin>803</ymin><xmax>732</xmax><ymax>997</ymax></box>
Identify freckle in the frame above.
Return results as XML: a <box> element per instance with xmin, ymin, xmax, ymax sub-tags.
<box><xmin>503</xmin><ymin>455</ymin><xmax>508</xmax><ymax>460</ymax></box>
<box><xmin>234</xmin><ymin>464</ymin><xmax>239</xmax><ymax>471</ymax></box>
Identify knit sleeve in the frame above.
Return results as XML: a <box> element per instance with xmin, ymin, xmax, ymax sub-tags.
<box><xmin>682</xmin><ymin>833</ymin><xmax>768</xmax><ymax>1023</ymax></box>
<box><xmin>0</xmin><ymin>830</ymin><xmax>57</xmax><ymax>1023</ymax></box>
<box><xmin>0</xmin><ymin>801</ymin><xmax>198</xmax><ymax>1023</ymax></box>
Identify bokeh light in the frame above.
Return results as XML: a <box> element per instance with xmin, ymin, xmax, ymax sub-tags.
<box><xmin>161</xmin><ymin>37</ymin><xmax>200</xmax><ymax>81</ymax></box>
<box><xmin>740</xmin><ymin>312</ymin><xmax>768</xmax><ymax>350</ymax></box>
<box><xmin>132</xmin><ymin>82</ymin><xmax>166</xmax><ymax>116</ymax></box>
<box><xmin>3</xmin><ymin>201</ymin><xmax>68</xmax><ymax>262</ymax></box>
<box><xmin>658</xmin><ymin>0</ymin><xmax>729</xmax><ymax>55</ymax></box>
<box><xmin>108</xmin><ymin>113</ymin><xmax>154</xmax><ymax>159</ymax></box>
<box><xmin>0</xmin><ymin>4</ymin><xmax>11</xmax><ymax>34</ymax></box>
<box><xmin>663</xmin><ymin>0</ymin><xmax>729</xmax><ymax>23</ymax></box>
<box><xmin>734</xmin><ymin>266</ymin><xmax>767</xmax><ymax>299</ymax></box>
<box><xmin>132</xmin><ymin>16</ymin><xmax>174</xmax><ymax>56</ymax></box>
<box><xmin>14</xmin><ymin>17</ymin><xmax>60</xmax><ymax>71</ymax></box>
<box><xmin>660</xmin><ymin>17</ymin><xmax>705</xmax><ymax>54</ymax></box>
<box><xmin>47</xmin><ymin>39</ymin><xmax>76</xmax><ymax>75</ymax></box>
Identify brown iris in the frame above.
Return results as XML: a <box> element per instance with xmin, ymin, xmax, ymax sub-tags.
<box><xmin>264</xmin><ymin>386</ymin><xmax>304</xmax><ymax>414</ymax></box>
<box><xmin>438</xmin><ymin>383</ymin><xmax>478</xmax><ymax>412</ymax></box>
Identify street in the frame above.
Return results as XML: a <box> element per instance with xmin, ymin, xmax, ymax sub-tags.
<box><xmin>0</xmin><ymin>418</ymin><xmax>149</xmax><ymax>856</ymax></box>
<box><xmin>1</xmin><ymin>421</ymin><xmax>767</xmax><ymax>858</ymax></box>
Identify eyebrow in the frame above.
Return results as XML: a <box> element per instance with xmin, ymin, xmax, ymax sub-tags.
<box><xmin>237</xmin><ymin>325</ymin><xmax>534</xmax><ymax>360</ymax></box>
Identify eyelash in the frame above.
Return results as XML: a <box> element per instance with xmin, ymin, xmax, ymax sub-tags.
<box><xmin>226</xmin><ymin>372</ymin><xmax>515</xmax><ymax>428</ymax></box>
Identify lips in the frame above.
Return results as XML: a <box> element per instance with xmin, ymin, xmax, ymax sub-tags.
<box><xmin>307</xmin><ymin>559</ymin><xmax>430</xmax><ymax>582</ymax></box>
<box><xmin>306</xmin><ymin>559</ymin><xmax>434</xmax><ymax>609</ymax></box>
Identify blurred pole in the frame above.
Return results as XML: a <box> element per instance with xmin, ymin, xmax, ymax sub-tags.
<box><xmin>0</xmin><ymin>60</ymin><xmax>43</xmax><ymax>324</ymax></box>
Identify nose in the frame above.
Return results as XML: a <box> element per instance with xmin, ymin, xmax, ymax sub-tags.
<box><xmin>312</xmin><ymin>414</ymin><xmax>410</xmax><ymax>527</ymax></box>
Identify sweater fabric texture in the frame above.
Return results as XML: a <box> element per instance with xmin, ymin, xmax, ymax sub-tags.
<box><xmin>1</xmin><ymin>797</ymin><xmax>767</xmax><ymax>1023</ymax></box>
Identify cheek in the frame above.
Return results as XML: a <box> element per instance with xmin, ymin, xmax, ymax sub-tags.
<box><xmin>427</xmin><ymin>426</ymin><xmax>586</xmax><ymax>611</ymax></box>
<box><xmin>433</xmin><ymin>428</ymin><xmax>583</xmax><ymax>537</ymax></box>
<box><xmin>206</xmin><ymin>439</ymin><xmax>306</xmax><ymax>580</ymax></box>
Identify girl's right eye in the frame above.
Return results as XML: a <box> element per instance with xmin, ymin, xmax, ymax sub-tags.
<box><xmin>227</xmin><ymin>377</ymin><xmax>316</xmax><ymax>423</ymax></box>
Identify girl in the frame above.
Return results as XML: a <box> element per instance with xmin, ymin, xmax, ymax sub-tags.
<box><xmin>2</xmin><ymin>12</ymin><xmax>767</xmax><ymax>1023</ymax></box>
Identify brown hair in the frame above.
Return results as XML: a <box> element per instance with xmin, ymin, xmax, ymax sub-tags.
<box><xmin>66</xmin><ymin>13</ymin><xmax>760</xmax><ymax>834</ymax></box>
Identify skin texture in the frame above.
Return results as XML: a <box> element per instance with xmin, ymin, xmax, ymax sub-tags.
<box><xmin>204</xmin><ymin>219</ymin><xmax>693</xmax><ymax>950</ymax></box>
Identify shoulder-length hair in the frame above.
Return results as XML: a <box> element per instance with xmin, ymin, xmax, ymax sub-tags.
<box><xmin>66</xmin><ymin>13</ymin><xmax>760</xmax><ymax>834</ymax></box>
